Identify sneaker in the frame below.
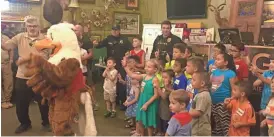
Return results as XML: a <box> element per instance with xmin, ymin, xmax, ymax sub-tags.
<box><xmin>41</xmin><ymin>124</ymin><xmax>52</xmax><ymax>132</ymax></box>
<box><xmin>15</xmin><ymin>124</ymin><xmax>32</xmax><ymax>134</ymax></box>
<box><xmin>6</xmin><ymin>102</ymin><xmax>13</xmax><ymax>108</ymax></box>
<box><xmin>110</xmin><ymin>111</ymin><xmax>116</xmax><ymax>118</ymax></box>
<box><xmin>93</xmin><ymin>103</ymin><xmax>99</xmax><ymax>111</ymax></box>
<box><xmin>104</xmin><ymin>111</ymin><xmax>111</xmax><ymax>118</ymax></box>
<box><xmin>1</xmin><ymin>102</ymin><xmax>10</xmax><ymax>109</ymax></box>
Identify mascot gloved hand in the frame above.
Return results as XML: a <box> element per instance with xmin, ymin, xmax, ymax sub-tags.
<box><xmin>21</xmin><ymin>23</ymin><xmax>97</xmax><ymax>136</ymax></box>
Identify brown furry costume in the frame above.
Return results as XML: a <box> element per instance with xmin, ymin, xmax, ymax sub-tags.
<box><xmin>25</xmin><ymin>54</ymin><xmax>89</xmax><ymax>135</ymax></box>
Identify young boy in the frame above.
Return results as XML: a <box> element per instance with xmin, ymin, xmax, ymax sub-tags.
<box><xmin>230</xmin><ymin>43</ymin><xmax>249</xmax><ymax>81</ymax></box>
<box><xmin>173</xmin><ymin>58</ymin><xmax>187</xmax><ymax>90</ymax></box>
<box><xmin>103</xmin><ymin>57</ymin><xmax>118</xmax><ymax>118</ymax></box>
<box><xmin>207</xmin><ymin>43</ymin><xmax>226</xmax><ymax>72</ymax></box>
<box><xmin>252</xmin><ymin>60</ymin><xmax>274</xmax><ymax>135</ymax></box>
<box><xmin>166</xmin><ymin>90</ymin><xmax>192</xmax><ymax>136</ymax></box>
<box><xmin>165</xmin><ymin>43</ymin><xmax>186</xmax><ymax>70</ymax></box>
<box><xmin>185</xmin><ymin>57</ymin><xmax>205</xmax><ymax>110</ymax></box>
<box><xmin>224</xmin><ymin>81</ymin><xmax>256</xmax><ymax>136</ymax></box>
<box><xmin>190</xmin><ymin>72</ymin><xmax>212</xmax><ymax>136</ymax></box>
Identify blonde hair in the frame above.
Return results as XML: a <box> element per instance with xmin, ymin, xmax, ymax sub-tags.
<box><xmin>24</xmin><ymin>15</ymin><xmax>40</xmax><ymax>26</ymax></box>
<box><xmin>146</xmin><ymin>59</ymin><xmax>160</xmax><ymax>70</ymax></box>
<box><xmin>170</xmin><ymin>90</ymin><xmax>190</xmax><ymax>106</ymax></box>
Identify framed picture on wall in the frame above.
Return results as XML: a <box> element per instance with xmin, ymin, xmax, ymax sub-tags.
<box><xmin>125</xmin><ymin>0</ymin><xmax>139</xmax><ymax>10</ymax></box>
<box><xmin>113</xmin><ymin>12</ymin><xmax>140</xmax><ymax>35</ymax></box>
<box><xmin>78</xmin><ymin>0</ymin><xmax>96</xmax><ymax>4</ymax></box>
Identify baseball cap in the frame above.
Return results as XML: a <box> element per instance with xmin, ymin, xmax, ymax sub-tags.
<box><xmin>112</xmin><ymin>24</ymin><xmax>121</xmax><ymax>30</ymax></box>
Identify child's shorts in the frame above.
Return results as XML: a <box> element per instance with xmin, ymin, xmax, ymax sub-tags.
<box><xmin>104</xmin><ymin>91</ymin><xmax>116</xmax><ymax>102</ymax></box>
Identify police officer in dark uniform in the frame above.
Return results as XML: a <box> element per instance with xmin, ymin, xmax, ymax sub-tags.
<box><xmin>94</xmin><ymin>24</ymin><xmax>132</xmax><ymax>110</ymax></box>
<box><xmin>150</xmin><ymin>20</ymin><xmax>182</xmax><ymax>64</ymax></box>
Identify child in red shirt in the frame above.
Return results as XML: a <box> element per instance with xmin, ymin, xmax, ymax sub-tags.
<box><xmin>130</xmin><ymin>36</ymin><xmax>145</xmax><ymax>69</ymax></box>
<box><xmin>230</xmin><ymin>43</ymin><xmax>249</xmax><ymax>81</ymax></box>
<box><xmin>224</xmin><ymin>81</ymin><xmax>256</xmax><ymax>136</ymax></box>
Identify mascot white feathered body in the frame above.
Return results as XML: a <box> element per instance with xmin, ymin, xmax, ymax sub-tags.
<box><xmin>23</xmin><ymin>23</ymin><xmax>97</xmax><ymax>136</ymax></box>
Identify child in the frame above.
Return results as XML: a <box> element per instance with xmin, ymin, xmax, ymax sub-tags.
<box><xmin>230</xmin><ymin>43</ymin><xmax>249</xmax><ymax>81</ymax></box>
<box><xmin>130</xmin><ymin>36</ymin><xmax>145</xmax><ymax>68</ymax></box>
<box><xmin>124</xmin><ymin>76</ymin><xmax>140</xmax><ymax>131</ymax></box>
<box><xmin>252</xmin><ymin>60</ymin><xmax>274</xmax><ymax>111</ymax></box>
<box><xmin>80</xmin><ymin>43</ymin><xmax>88</xmax><ymax>81</ymax></box>
<box><xmin>224</xmin><ymin>81</ymin><xmax>256</xmax><ymax>136</ymax></box>
<box><xmin>165</xmin><ymin>43</ymin><xmax>186</xmax><ymax>70</ymax></box>
<box><xmin>260</xmin><ymin>77</ymin><xmax>274</xmax><ymax>136</ymax></box>
<box><xmin>173</xmin><ymin>58</ymin><xmax>187</xmax><ymax>90</ymax></box>
<box><xmin>252</xmin><ymin>60</ymin><xmax>274</xmax><ymax>136</ymax></box>
<box><xmin>210</xmin><ymin>52</ymin><xmax>237</xmax><ymax>136</ymax></box>
<box><xmin>122</xmin><ymin>59</ymin><xmax>160</xmax><ymax>136</ymax></box>
<box><xmin>183</xmin><ymin>46</ymin><xmax>193</xmax><ymax>59</ymax></box>
<box><xmin>157</xmin><ymin>69</ymin><xmax>175</xmax><ymax>135</ymax></box>
<box><xmin>190</xmin><ymin>72</ymin><xmax>212</xmax><ymax>136</ymax></box>
<box><xmin>185</xmin><ymin>57</ymin><xmax>205</xmax><ymax>110</ymax></box>
<box><xmin>207</xmin><ymin>43</ymin><xmax>226</xmax><ymax>72</ymax></box>
<box><xmin>166</xmin><ymin>90</ymin><xmax>192</xmax><ymax>136</ymax></box>
<box><xmin>103</xmin><ymin>57</ymin><xmax>118</xmax><ymax>118</ymax></box>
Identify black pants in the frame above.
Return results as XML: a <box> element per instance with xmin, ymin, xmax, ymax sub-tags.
<box><xmin>116</xmin><ymin>65</ymin><xmax>127</xmax><ymax>105</ymax></box>
<box><xmin>15</xmin><ymin>78</ymin><xmax>49</xmax><ymax>126</ymax></box>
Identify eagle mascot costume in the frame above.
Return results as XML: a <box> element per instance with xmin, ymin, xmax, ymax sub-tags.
<box><xmin>21</xmin><ymin>23</ymin><xmax>97</xmax><ymax>136</ymax></box>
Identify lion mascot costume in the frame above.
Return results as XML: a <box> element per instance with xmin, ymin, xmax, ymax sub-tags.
<box><xmin>22</xmin><ymin>23</ymin><xmax>97</xmax><ymax>136</ymax></box>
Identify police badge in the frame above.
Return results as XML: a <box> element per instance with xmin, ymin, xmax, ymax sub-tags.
<box><xmin>120</xmin><ymin>40</ymin><xmax>124</xmax><ymax>44</ymax></box>
<box><xmin>167</xmin><ymin>38</ymin><xmax>171</xmax><ymax>43</ymax></box>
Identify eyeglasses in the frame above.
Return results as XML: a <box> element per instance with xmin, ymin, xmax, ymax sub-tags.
<box><xmin>27</xmin><ymin>25</ymin><xmax>38</xmax><ymax>28</ymax></box>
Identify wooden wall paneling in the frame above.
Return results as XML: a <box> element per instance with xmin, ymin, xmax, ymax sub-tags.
<box><xmin>229</xmin><ymin>0</ymin><xmax>264</xmax><ymax>44</ymax></box>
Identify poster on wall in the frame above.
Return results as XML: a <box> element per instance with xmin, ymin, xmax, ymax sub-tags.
<box><xmin>113</xmin><ymin>12</ymin><xmax>140</xmax><ymax>35</ymax></box>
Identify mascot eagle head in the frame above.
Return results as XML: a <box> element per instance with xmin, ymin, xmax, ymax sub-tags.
<box><xmin>34</xmin><ymin>23</ymin><xmax>82</xmax><ymax>68</ymax></box>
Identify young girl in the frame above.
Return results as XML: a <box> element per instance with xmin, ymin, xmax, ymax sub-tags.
<box><xmin>261</xmin><ymin>77</ymin><xmax>274</xmax><ymax>136</ymax></box>
<box><xmin>79</xmin><ymin>42</ymin><xmax>88</xmax><ymax>82</ymax></box>
<box><xmin>210</xmin><ymin>52</ymin><xmax>237</xmax><ymax>136</ymax></box>
<box><xmin>207</xmin><ymin>43</ymin><xmax>226</xmax><ymax>73</ymax></box>
<box><xmin>130</xmin><ymin>36</ymin><xmax>145</xmax><ymax>69</ymax></box>
<box><xmin>158</xmin><ymin>69</ymin><xmax>174</xmax><ymax>136</ymax></box>
<box><xmin>122</xmin><ymin>58</ymin><xmax>160</xmax><ymax>136</ymax></box>
<box><xmin>124</xmin><ymin>76</ymin><xmax>140</xmax><ymax>131</ymax></box>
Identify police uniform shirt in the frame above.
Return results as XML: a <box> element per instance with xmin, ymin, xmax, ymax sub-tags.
<box><xmin>150</xmin><ymin>33</ymin><xmax>182</xmax><ymax>61</ymax></box>
<box><xmin>96</xmin><ymin>35</ymin><xmax>132</xmax><ymax>66</ymax></box>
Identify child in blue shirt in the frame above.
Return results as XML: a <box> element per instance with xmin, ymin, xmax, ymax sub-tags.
<box><xmin>172</xmin><ymin>58</ymin><xmax>187</xmax><ymax>90</ymax></box>
<box><xmin>206</xmin><ymin>43</ymin><xmax>226</xmax><ymax>72</ymax></box>
<box><xmin>210</xmin><ymin>52</ymin><xmax>237</xmax><ymax>136</ymax></box>
<box><xmin>185</xmin><ymin>57</ymin><xmax>205</xmax><ymax>111</ymax></box>
<box><xmin>252</xmin><ymin>60</ymin><xmax>274</xmax><ymax>136</ymax></box>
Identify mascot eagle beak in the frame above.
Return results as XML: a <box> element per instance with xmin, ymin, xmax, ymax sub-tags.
<box><xmin>33</xmin><ymin>38</ymin><xmax>62</xmax><ymax>57</ymax></box>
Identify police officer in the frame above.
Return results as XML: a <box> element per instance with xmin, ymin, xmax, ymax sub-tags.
<box><xmin>150</xmin><ymin>20</ymin><xmax>182</xmax><ymax>64</ymax></box>
<box><xmin>94</xmin><ymin>24</ymin><xmax>132</xmax><ymax>110</ymax></box>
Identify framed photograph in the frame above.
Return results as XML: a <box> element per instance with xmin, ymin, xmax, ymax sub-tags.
<box><xmin>78</xmin><ymin>0</ymin><xmax>96</xmax><ymax>4</ymax></box>
<box><xmin>113</xmin><ymin>12</ymin><xmax>140</xmax><ymax>35</ymax></box>
<box><xmin>125</xmin><ymin>0</ymin><xmax>139</xmax><ymax>10</ymax></box>
<box><xmin>263</xmin><ymin>1</ymin><xmax>274</xmax><ymax>23</ymax></box>
<box><xmin>90</xmin><ymin>35</ymin><xmax>101</xmax><ymax>42</ymax></box>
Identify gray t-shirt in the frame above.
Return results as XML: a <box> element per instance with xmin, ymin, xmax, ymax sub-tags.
<box><xmin>166</xmin><ymin>113</ymin><xmax>191</xmax><ymax>136</ymax></box>
<box><xmin>159</xmin><ymin>89</ymin><xmax>171</xmax><ymax>120</ymax></box>
<box><xmin>190</xmin><ymin>90</ymin><xmax>212</xmax><ymax>136</ymax></box>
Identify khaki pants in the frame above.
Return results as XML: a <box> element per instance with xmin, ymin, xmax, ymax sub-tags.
<box><xmin>1</xmin><ymin>63</ymin><xmax>13</xmax><ymax>103</ymax></box>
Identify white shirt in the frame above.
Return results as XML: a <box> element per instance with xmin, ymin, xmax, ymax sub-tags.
<box><xmin>80</xmin><ymin>48</ymin><xmax>88</xmax><ymax>73</ymax></box>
